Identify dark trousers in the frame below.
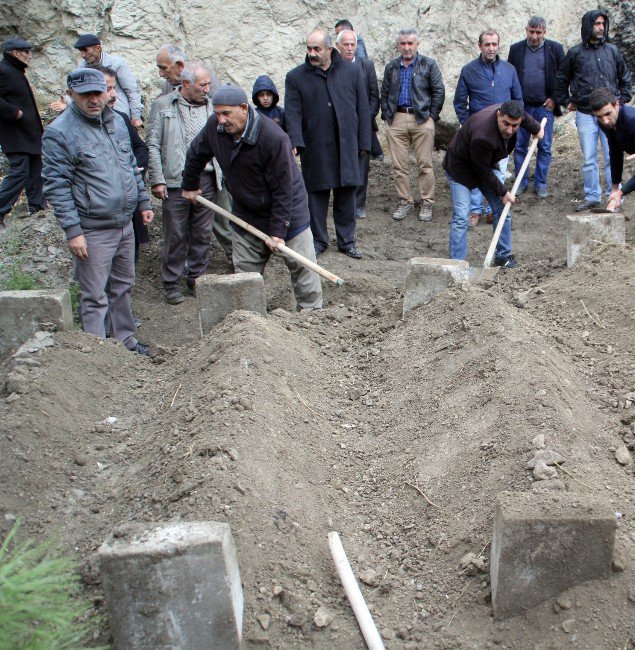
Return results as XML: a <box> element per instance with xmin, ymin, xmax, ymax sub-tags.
<box><xmin>0</xmin><ymin>152</ymin><xmax>46</xmax><ymax>218</ymax></box>
<box><xmin>308</xmin><ymin>186</ymin><xmax>357</xmax><ymax>254</ymax></box>
<box><xmin>370</xmin><ymin>132</ymin><xmax>383</xmax><ymax>158</ymax></box>
<box><xmin>356</xmin><ymin>153</ymin><xmax>371</xmax><ymax>210</ymax></box>
<box><xmin>161</xmin><ymin>172</ymin><xmax>217</xmax><ymax>289</ymax></box>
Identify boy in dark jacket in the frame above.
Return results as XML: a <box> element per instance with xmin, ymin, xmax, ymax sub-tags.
<box><xmin>252</xmin><ymin>75</ymin><xmax>286</xmax><ymax>131</ymax></box>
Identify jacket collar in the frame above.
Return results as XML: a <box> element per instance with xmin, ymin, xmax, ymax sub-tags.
<box><xmin>70</xmin><ymin>102</ymin><xmax>116</xmax><ymax>127</ymax></box>
<box><xmin>3</xmin><ymin>52</ymin><xmax>27</xmax><ymax>72</ymax></box>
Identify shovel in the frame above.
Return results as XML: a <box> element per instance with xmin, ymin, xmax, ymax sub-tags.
<box><xmin>195</xmin><ymin>195</ymin><xmax>345</xmax><ymax>286</ymax></box>
<box><xmin>471</xmin><ymin>117</ymin><xmax>548</xmax><ymax>284</ymax></box>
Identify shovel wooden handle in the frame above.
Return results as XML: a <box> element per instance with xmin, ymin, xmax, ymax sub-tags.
<box><xmin>483</xmin><ymin>117</ymin><xmax>548</xmax><ymax>268</ymax></box>
<box><xmin>195</xmin><ymin>195</ymin><xmax>344</xmax><ymax>286</ymax></box>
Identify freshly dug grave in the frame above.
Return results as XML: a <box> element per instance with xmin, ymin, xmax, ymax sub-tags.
<box><xmin>0</xmin><ymin>122</ymin><xmax>634</xmax><ymax>648</ymax></box>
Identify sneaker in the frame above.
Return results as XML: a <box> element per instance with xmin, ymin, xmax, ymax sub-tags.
<box><xmin>184</xmin><ymin>279</ymin><xmax>196</xmax><ymax>297</ymax></box>
<box><xmin>535</xmin><ymin>187</ymin><xmax>548</xmax><ymax>199</ymax></box>
<box><xmin>339</xmin><ymin>246</ymin><xmax>363</xmax><ymax>259</ymax></box>
<box><xmin>131</xmin><ymin>342</ymin><xmax>150</xmax><ymax>356</ymax></box>
<box><xmin>355</xmin><ymin>207</ymin><xmax>367</xmax><ymax>219</ymax></box>
<box><xmin>574</xmin><ymin>199</ymin><xmax>601</xmax><ymax>212</ymax></box>
<box><xmin>494</xmin><ymin>255</ymin><xmax>517</xmax><ymax>269</ymax></box>
<box><xmin>418</xmin><ymin>203</ymin><xmax>432</xmax><ymax>222</ymax></box>
<box><xmin>165</xmin><ymin>288</ymin><xmax>185</xmax><ymax>305</ymax></box>
<box><xmin>392</xmin><ymin>200</ymin><xmax>413</xmax><ymax>221</ymax></box>
<box><xmin>515</xmin><ymin>185</ymin><xmax>528</xmax><ymax>196</ymax></box>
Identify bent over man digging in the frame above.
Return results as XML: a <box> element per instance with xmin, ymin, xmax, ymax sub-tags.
<box><xmin>444</xmin><ymin>100</ymin><xmax>543</xmax><ymax>268</ymax></box>
<box><xmin>181</xmin><ymin>84</ymin><xmax>323</xmax><ymax>310</ymax></box>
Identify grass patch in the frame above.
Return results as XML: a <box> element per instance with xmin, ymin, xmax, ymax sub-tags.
<box><xmin>1</xmin><ymin>264</ymin><xmax>40</xmax><ymax>291</ymax></box>
<box><xmin>0</xmin><ymin>522</ymin><xmax>102</xmax><ymax>649</ymax></box>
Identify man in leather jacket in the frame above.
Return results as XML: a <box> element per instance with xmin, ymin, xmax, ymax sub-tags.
<box><xmin>380</xmin><ymin>27</ymin><xmax>445</xmax><ymax>223</ymax></box>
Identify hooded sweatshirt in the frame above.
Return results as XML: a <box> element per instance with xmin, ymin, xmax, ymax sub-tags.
<box><xmin>554</xmin><ymin>10</ymin><xmax>632</xmax><ymax>113</ymax></box>
<box><xmin>252</xmin><ymin>75</ymin><xmax>286</xmax><ymax>131</ymax></box>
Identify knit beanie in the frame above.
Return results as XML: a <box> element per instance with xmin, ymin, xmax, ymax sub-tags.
<box><xmin>212</xmin><ymin>84</ymin><xmax>248</xmax><ymax>106</ymax></box>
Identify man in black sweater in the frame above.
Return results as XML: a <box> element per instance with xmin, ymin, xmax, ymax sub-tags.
<box><xmin>443</xmin><ymin>100</ymin><xmax>542</xmax><ymax>267</ymax></box>
<box><xmin>0</xmin><ymin>37</ymin><xmax>46</xmax><ymax>228</ymax></box>
<box><xmin>182</xmin><ymin>84</ymin><xmax>322</xmax><ymax>310</ymax></box>
<box><xmin>590</xmin><ymin>87</ymin><xmax>635</xmax><ymax>211</ymax></box>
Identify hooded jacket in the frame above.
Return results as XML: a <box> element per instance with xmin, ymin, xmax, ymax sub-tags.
<box><xmin>554</xmin><ymin>10</ymin><xmax>632</xmax><ymax>114</ymax></box>
<box><xmin>252</xmin><ymin>75</ymin><xmax>286</xmax><ymax>131</ymax></box>
<box><xmin>0</xmin><ymin>52</ymin><xmax>43</xmax><ymax>155</ymax></box>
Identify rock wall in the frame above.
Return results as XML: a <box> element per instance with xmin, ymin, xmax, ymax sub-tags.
<box><xmin>0</xmin><ymin>0</ymin><xmax>608</xmax><ymax>126</ymax></box>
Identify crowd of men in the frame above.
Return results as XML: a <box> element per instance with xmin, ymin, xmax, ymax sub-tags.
<box><xmin>0</xmin><ymin>9</ymin><xmax>633</xmax><ymax>354</ymax></box>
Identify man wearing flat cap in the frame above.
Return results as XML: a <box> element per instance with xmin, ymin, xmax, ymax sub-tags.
<box><xmin>182</xmin><ymin>84</ymin><xmax>323</xmax><ymax>310</ymax></box>
<box><xmin>42</xmin><ymin>68</ymin><xmax>153</xmax><ymax>355</ymax></box>
<box><xmin>50</xmin><ymin>34</ymin><xmax>143</xmax><ymax>128</ymax></box>
<box><xmin>0</xmin><ymin>37</ymin><xmax>46</xmax><ymax>228</ymax></box>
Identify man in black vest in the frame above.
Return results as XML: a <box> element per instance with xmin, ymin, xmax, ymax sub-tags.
<box><xmin>508</xmin><ymin>16</ymin><xmax>565</xmax><ymax>198</ymax></box>
<box><xmin>0</xmin><ymin>37</ymin><xmax>46</xmax><ymax>228</ymax></box>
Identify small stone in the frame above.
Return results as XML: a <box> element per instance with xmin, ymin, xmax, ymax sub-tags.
<box><xmin>359</xmin><ymin>569</ymin><xmax>380</xmax><ymax>587</ymax></box>
<box><xmin>513</xmin><ymin>292</ymin><xmax>528</xmax><ymax>309</ymax></box>
<box><xmin>612</xmin><ymin>558</ymin><xmax>625</xmax><ymax>572</ymax></box>
<box><xmin>382</xmin><ymin>628</ymin><xmax>397</xmax><ymax>641</ymax></box>
<box><xmin>225</xmin><ymin>448</ymin><xmax>239</xmax><ymax>461</ymax></box>
<box><xmin>628</xmin><ymin>588</ymin><xmax>635</xmax><ymax>603</ymax></box>
<box><xmin>74</xmin><ymin>455</ymin><xmax>87</xmax><ymax>467</ymax></box>
<box><xmin>556</xmin><ymin>595</ymin><xmax>572</xmax><ymax>610</ymax></box>
<box><xmin>531</xmin><ymin>434</ymin><xmax>545</xmax><ymax>450</ymax></box>
<box><xmin>561</xmin><ymin>619</ymin><xmax>575</xmax><ymax>634</ymax></box>
<box><xmin>256</xmin><ymin>614</ymin><xmax>270</xmax><ymax>630</ymax></box>
<box><xmin>527</xmin><ymin>449</ymin><xmax>565</xmax><ymax>469</ymax></box>
<box><xmin>533</xmin><ymin>461</ymin><xmax>557</xmax><ymax>480</ymax></box>
<box><xmin>272</xmin><ymin>585</ymin><xmax>283</xmax><ymax>597</ymax></box>
<box><xmin>6</xmin><ymin>393</ymin><xmax>20</xmax><ymax>403</ymax></box>
<box><xmin>615</xmin><ymin>446</ymin><xmax>632</xmax><ymax>466</ymax></box>
<box><xmin>460</xmin><ymin>552</ymin><xmax>477</xmax><ymax>569</ymax></box>
<box><xmin>313</xmin><ymin>606</ymin><xmax>335</xmax><ymax>628</ymax></box>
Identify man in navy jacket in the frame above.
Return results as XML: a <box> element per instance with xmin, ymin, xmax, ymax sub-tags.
<box><xmin>508</xmin><ymin>17</ymin><xmax>565</xmax><ymax>198</ymax></box>
<box><xmin>454</xmin><ymin>30</ymin><xmax>522</xmax><ymax>225</ymax></box>
<box><xmin>590</xmin><ymin>87</ymin><xmax>635</xmax><ymax>211</ymax></box>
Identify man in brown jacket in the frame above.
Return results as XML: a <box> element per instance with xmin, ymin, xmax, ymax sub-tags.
<box><xmin>443</xmin><ymin>100</ymin><xmax>543</xmax><ymax>267</ymax></box>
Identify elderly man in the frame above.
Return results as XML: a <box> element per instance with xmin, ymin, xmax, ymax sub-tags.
<box><xmin>0</xmin><ymin>37</ymin><xmax>46</xmax><ymax>228</ymax></box>
<box><xmin>50</xmin><ymin>34</ymin><xmax>143</xmax><ymax>128</ymax></box>
<box><xmin>42</xmin><ymin>68</ymin><xmax>152</xmax><ymax>355</ymax></box>
<box><xmin>335</xmin><ymin>28</ymin><xmax>380</xmax><ymax>220</ymax></box>
<box><xmin>156</xmin><ymin>44</ymin><xmax>187</xmax><ymax>95</ymax></box>
<box><xmin>444</xmin><ymin>100</ymin><xmax>543</xmax><ymax>268</ymax></box>
<box><xmin>590</xmin><ymin>87</ymin><xmax>635</xmax><ymax>211</ymax></box>
<box><xmin>555</xmin><ymin>10</ymin><xmax>632</xmax><ymax>212</ymax></box>
<box><xmin>285</xmin><ymin>29</ymin><xmax>370</xmax><ymax>259</ymax></box>
<box><xmin>334</xmin><ymin>19</ymin><xmax>368</xmax><ymax>59</ymax></box>
<box><xmin>380</xmin><ymin>28</ymin><xmax>445</xmax><ymax>222</ymax></box>
<box><xmin>182</xmin><ymin>84</ymin><xmax>323</xmax><ymax>310</ymax></box>
<box><xmin>454</xmin><ymin>29</ymin><xmax>522</xmax><ymax>225</ymax></box>
<box><xmin>147</xmin><ymin>62</ymin><xmax>221</xmax><ymax>305</ymax></box>
<box><xmin>508</xmin><ymin>17</ymin><xmax>565</xmax><ymax>199</ymax></box>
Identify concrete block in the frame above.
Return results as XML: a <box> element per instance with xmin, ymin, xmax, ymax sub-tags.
<box><xmin>0</xmin><ymin>289</ymin><xmax>72</xmax><ymax>358</ymax></box>
<box><xmin>197</xmin><ymin>272</ymin><xmax>266</xmax><ymax>334</ymax></box>
<box><xmin>98</xmin><ymin>521</ymin><xmax>243</xmax><ymax>650</ymax></box>
<box><xmin>403</xmin><ymin>257</ymin><xmax>469</xmax><ymax>316</ymax></box>
<box><xmin>566</xmin><ymin>213</ymin><xmax>625</xmax><ymax>267</ymax></box>
<box><xmin>491</xmin><ymin>491</ymin><xmax>616</xmax><ymax>619</ymax></box>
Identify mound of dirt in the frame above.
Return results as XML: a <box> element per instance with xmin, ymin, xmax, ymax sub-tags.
<box><xmin>1</xmin><ymin>122</ymin><xmax>634</xmax><ymax>648</ymax></box>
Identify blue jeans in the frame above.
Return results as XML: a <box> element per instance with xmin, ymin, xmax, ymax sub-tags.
<box><xmin>448</xmin><ymin>174</ymin><xmax>512</xmax><ymax>262</ymax></box>
<box><xmin>514</xmin><ymin>105</ymin><xmax>554</xmax><ymax>190</ymax></box>
<box><xmin>469</xmin><ymin>157</ymin><xmax>508</xmax><ymax>214</ymax></box>
<box><xmin>575</xmin><ymin>111</ymin><xmax>612</xmax><ymax>202</ymax></box>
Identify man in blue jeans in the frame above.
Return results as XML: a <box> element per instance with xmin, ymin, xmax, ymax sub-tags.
<box><xmin>508</xmin><ymin>16</ymin><xmax>565</xmax><ymax>199</ymax></box>
<box><xmin>443</xmin><ymin>101</ymin><xmax>543</xmax><ymax>268</ymax></box>
<box><xmin>554</xmin><ymin>10</ymin><xmax>631</xmax><ymax>212</ymax></box>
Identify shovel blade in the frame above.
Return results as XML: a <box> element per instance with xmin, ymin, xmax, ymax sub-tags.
<box><xmin>468</xmin><ymin>266</ymin><xmax>499</xmax><ymax>284</ymax></box>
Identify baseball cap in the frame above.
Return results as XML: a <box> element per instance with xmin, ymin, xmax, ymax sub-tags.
<box><xmin>66</xmin><ymin>68</ymin><xmax>107</xmax><ymax>93</ymax></box>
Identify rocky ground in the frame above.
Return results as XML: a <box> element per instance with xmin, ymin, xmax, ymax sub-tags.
<box><xmin>1</xmin><ymin>121</ymin><xmax>634</xmax><ymax>648</ymax></box>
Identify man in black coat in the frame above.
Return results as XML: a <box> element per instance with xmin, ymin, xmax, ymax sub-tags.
<box><xmin>335</xmin><ymin>28</ymin><xmax>380</xmax><ymax>220</ymax></box>
<box><xmin>0</xmin><ymin>37</ymin><xmax>46</xmax><ymax>228</ymax></box>
<box><xmin>555</xmin><ymin>10</ymin><xmax>632</xmax><ymax>211</ymax></box>
<box><xmin>182</xmin><ymin>84</ymin><xmax>323</xmax><ymax>310</ymax></box>
<box><xmin>285</xmin><ymin>29</ymin><xmax>371</xmax><ymax>259</ymax></box>
<box><xmin>508</xmin><ymin>16</ymin><xmax>565</xmax><ymax>198</ymax></box>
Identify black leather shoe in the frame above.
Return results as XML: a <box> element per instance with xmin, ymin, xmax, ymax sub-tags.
<box><xmin>340</xmin><ymin>247</ymin><xmax>363</xmax><ymax>259</ymax></box>
<box><xmin>131</xmin><ymin>342</ymin><xmax>150</xmax><ymax>356</ymax></box>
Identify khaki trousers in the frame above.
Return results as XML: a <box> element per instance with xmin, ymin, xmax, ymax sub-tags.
<box><xmin>386</xmin><ymin>113</ymin><xmax>435</xmax><ymax>204</ymax></box>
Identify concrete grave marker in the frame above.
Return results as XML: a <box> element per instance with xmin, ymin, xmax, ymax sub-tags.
<box><xmin>566</xmin><ymin>213</ymin><xmax>625</xmax><ymax>267</ymax></box>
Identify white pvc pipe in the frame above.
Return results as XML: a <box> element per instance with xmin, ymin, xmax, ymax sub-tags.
<box><xmin>327</xmin><ymin>531</ymin><xmax>386</xmax><ymax>650</ymax></box>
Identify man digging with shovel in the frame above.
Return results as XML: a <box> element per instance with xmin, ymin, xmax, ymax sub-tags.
<box><xmin>181</xmin><ymin>84</ymin><xmax>323</xmax><ymax>310</ymax></box>
<box><xmin>444</xmin><ymin>100</ymin><xmax>543</xmax><ymax>268</ymax></box>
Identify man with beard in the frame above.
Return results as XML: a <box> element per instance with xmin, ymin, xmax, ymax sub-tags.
<box><xmin>555</xmin><ymin>10</ymin><xmax>632</xmax><ymax>211</ymax></box>
<box><xmin>285</xmin><ymin>29</ymin><xmax>370</xmax><ymax>258</ymax></box>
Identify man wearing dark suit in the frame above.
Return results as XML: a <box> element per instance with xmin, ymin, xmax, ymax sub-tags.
<box><xmin>0</xmin><ymin>37</ymin><xmax>46</xmax><ymax>228</ymax></box>
<box><xmin>508</xmin><ymin>16</ymin><xmax>565</xmax><ymax>198</ymax></box>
